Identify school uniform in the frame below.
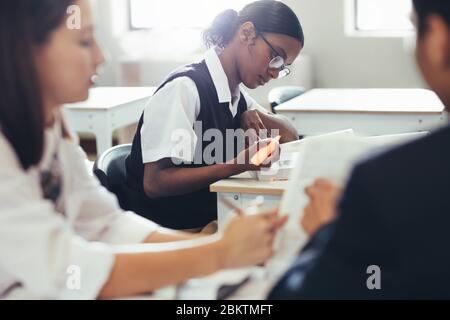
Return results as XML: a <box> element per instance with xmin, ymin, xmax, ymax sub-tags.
<box><xmin>125</xmin><ymin>48</ymin><xmax>268</xmax><ymax>230</ymax></box>
<box><xmin>0</xmin><ymin>118</ymin><xmax>159</xmax><ymax>299</ymax></box>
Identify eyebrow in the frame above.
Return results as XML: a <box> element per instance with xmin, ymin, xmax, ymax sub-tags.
<box><xmin>276</xmin><ymin>47</ymin><xmax>288</xmax><ymax>61</ymax></box>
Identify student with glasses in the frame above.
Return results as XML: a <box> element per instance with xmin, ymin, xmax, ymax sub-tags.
<box><xmin>125</xmin><ymin>0</ymin><xmax>305</xmax><ymax>230</ymax></box>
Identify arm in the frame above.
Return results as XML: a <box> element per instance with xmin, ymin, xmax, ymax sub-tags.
<box><xmin>99</xmin><ymin>239</ymin><xmax>222</xmax><ymax>298</ymax></box>
<box><xmin>240</xmin><ymin>90</ymin><xmax>298</xmax><ymax>143</ymax></box>
<box><xmin>143</xmin><ymin>139</ymin><xmax>279</xmax><ymax>198</ymax></box>
<box><xmin>144</xmin><ymin>227</ymin><xmax>203</xmax><ymax>243</ymax></box>
<box><xmin>99</xmin><ymin>209</ymin><xmax>286</xmax><ymax>298</ymax></box>
<box><xmin>143</xmin><ymin>159</ymin><xmax>240</xmax><ymax>198</ymax></box>
<box><xmin>256</xmin><ymin>110</ymin><xmax>299</xmax><ymax>143</ymax></box>
<box><xmin>240</xmin><ymin>105</ymin><xmax>298</xmax><ymax>144</ymax></box>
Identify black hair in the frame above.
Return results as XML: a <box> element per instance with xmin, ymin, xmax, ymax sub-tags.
<box><xmin>203</xmin><ymin>0</ymin><xmax>304</xmax><ymax>49</ymax></box>
<box><xmin>0</xmin><ymin>0</ymin><xmax>74</xmax><ymax>170</ymax></box>
<box><xmin>413</xmin><ymin>0</ymin><xmax>450</xmax><ymax>37</ymax></box>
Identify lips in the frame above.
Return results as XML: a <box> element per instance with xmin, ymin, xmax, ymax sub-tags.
<box><xmin>89</xmin><ymin>74</ymin><xmax>98</xmax><ymax>86</ymax></box>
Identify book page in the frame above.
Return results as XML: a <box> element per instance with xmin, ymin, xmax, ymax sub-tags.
<box><xmin>266</xmin><ymin>131</ymin><xmax>428</xmax><ymax>279</ymax></box>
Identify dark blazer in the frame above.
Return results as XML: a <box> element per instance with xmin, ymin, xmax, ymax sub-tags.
<box><xmin>269</xmin><ymin>125</ymin><xmax>450</xmax><ymax>299</ymax></box>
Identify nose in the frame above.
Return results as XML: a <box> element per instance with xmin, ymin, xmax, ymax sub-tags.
<box><xmin>93</xmin><ymin>38</ymin><xmax>106</xmax><ymax>68</ymax></box>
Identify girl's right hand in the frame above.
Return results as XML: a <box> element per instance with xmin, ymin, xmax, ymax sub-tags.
<box><xmin>227</xmin><ymin>138</ymin><xmax>280</xmax><ymax>172</ymax></box>
<box><xmin>217</xmin><ymin>208</ymin><xmax>288</xmax><ymax>269</ymax></box>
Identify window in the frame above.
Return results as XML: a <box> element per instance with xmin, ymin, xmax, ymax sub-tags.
<box><xmin>350</xmin><ymin>0</ymin><xmax>414</xmax><ymax>35</ymax></box>
<box><xmin>129</xmin><ymin>0</ymin><xmax>251</xmax><ymax>29</ymax></box>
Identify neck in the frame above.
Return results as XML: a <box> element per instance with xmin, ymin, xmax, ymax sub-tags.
<box><xmin>217</xmin><ymin>45</ymin><xmax>241</xmax><ymax>94</ymax></box>
<box><xmin>43</xmin><ymin>99</ymin><xmax>58</xmax><ymax>127</ymax></box>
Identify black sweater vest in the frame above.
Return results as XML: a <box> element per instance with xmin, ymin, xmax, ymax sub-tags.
<box><xmin>125</xmin><ymin>60</ymin><xmax>248</xmax><ymax>229</ymax></box>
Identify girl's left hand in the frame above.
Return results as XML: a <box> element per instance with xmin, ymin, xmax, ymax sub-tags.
<box><xmin>241</xmin><ymin>110</ymin><xmax>268</xmax><ymax>140</ymax></box>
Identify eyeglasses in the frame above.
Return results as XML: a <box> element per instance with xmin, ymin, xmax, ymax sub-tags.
<box><xmin>258</xmin><ymin>32</ymin><xmax>291</xmax><ymax>79</ymax></box>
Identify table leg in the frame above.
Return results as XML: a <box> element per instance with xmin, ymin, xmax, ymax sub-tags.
<box><xmin>93</xmin><ymin>117</ymin><xmax>113</xmax><ymax>156</ymax></box>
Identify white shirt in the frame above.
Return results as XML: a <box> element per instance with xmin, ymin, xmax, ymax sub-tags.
<box><xmin>140</xmin><ymin>47</ymin><xmax>269</xmax><ymax>164</ymax></box>
<box><xmin>0</xmin><ymin>120</ymin><xmax>159</xmax><ymax>299</ymax></box>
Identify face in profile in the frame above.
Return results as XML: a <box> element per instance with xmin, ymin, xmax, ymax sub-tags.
<box><xmin>236</xmin><ymin>24</ymin><xmax>302</xmax><ymax>89</ymax></box>
<box><xmin>34</xmin><ymin>0</ymin><xmax>104</xmax><ymax>109</ymax></box>
<box><xmin>413</xmin><ymin>10</ymin><xmax>450</xmax><ymax>108</ymax></box>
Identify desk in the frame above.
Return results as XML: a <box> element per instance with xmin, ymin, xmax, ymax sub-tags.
<box><xmin>275</xmin><ymin>88</ymin><xmax>448</xmax><ymax>136</ymax></box>
<box><xmin>210</xmin><ymin>178</ymin><xmax>288</xmax><ymax>231</ymax></box>
<box><xmin>64</xmin><ymin>87</ymin><xmax>156</xmax><ymax>156</ymax></box>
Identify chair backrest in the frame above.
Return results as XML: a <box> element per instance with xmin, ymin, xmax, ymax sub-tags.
<box><xmin>93</xmin><ymin>144</ymin><xmax>132</xmax><ymax>209</ymax></box>
<box><xmin>268</xmin><ymin>86</ymin><xmax>306</xmax><ymax>113</ymax></box>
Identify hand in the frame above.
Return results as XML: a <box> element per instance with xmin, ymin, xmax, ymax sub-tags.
<box><xmin>218</xmin><ymin>208</ymin><xmax>288</xmax><ymax>269</ymax></box>
<box><xmin>241</xmin><ymin>110</ymin><xmax>268</xmax><ymax>140</ymax></box>
<box><xmin>227</xmin><ymin>138</ymin><xmax>280</xmax><ymax>172</ymax></box>
<box><xmin>301</xmin><ymin>178</ymin><xmax>342</xmax><ymax>236</ymax></box>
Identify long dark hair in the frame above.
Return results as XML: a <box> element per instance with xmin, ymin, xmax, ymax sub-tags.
<box><xmin>203</xmin><ymin>0</ymin><xmax>304</xmax><ymax>49</ymax></box>
<box><xmin>413</xmin><ymin>0</ymin><xmax>450</xmax><ymax>37</ymax></box>
<box><xmin>0</xmin><ymin>0</ymin><xmax>74</xmax><ymax>170</ymax></box>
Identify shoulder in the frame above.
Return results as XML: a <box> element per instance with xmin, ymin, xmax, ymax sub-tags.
<box><xmin>144</xmin><ymin>77</ymin><xmax>200</xmax><ymax>114</ymax></box>
<box><xmin>358</xmin><ymin>126</ymin><xmax>450</xmax><ymax>175</ymax></box>
<box><xmin>348</xmin><ymin>126</ymin><xmax>450</xmax><ymax>196</ymax></box>
<box><xmin>153</xmin><ymin>76</ymin><xmax>199</xmax><ymax>101</ymax></box>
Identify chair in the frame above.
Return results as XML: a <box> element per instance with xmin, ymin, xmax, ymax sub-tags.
<box><xmin>93</xmin><ymin>144</ymin><xmax>132</xmax><ymax>210</ymax></box>
<box><xmin>268</xmin><ymin>86</ymin><xmax>306</xmax><ymax>113</ymax></box>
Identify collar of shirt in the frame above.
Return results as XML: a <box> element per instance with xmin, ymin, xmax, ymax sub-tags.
<box><xmin>204</xmin><ymin>47</ymin><xmax>242</xmax><ymax>117</ymax></box>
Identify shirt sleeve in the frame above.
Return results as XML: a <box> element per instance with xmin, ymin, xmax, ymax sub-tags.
<box><xmin>140</xmin><ymin>76</ymin><xmax>201</xmax><ymax>164</ymax></box>
<box><xmin>241</xmin><ymin>89</ymin><xmax>270</xmax><ymax>114</ymax></box>
<box><xmin>0</xmin><ymin>137</ymin><xmax>114</xmax><ymax>299</ymax></box>
<box><xmin>60</xmin><ymin>140</ymin><xmax>160</xmax><ymax>245</ymax></box>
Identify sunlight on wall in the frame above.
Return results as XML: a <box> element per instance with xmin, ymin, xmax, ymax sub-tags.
<box><xmin>130</xmin><ymin>0</ymin><xmax>251</xmax><ymax>29</ymax></box>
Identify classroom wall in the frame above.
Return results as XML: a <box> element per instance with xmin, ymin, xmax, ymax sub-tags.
<box><xmin>92</xmin><ymin>0</ymin><xmax>426</xmax><ymax>96</ymax></box>
<box><xmin>287</xmin><ymin>0</ymin><xmax>426</xmax><ymax>88</ymax></box>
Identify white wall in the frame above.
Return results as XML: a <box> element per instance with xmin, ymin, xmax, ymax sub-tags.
<box><xmin>284</xmin><ymin>0</ymin><xmax>425</xmax><ymax>88</ymax></box>
<box><xmin>92</xmin><ymin>0</ymin><xmax>426</xmax><ymax>94</ymax></box>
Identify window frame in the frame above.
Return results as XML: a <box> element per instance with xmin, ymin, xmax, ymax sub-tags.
<box><xmin>345</xmin><ymin>0</ymin><xmax>415</xmax><ymax>38</ymax></box>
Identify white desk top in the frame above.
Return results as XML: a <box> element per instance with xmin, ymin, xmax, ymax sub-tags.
<box><xmin>275</xmin><ymin>88</ymin><xmax>446</xmax><ymax>114</ymax></box>
<box><xmin>65</xmin><ymin>87</ymin><xmax>156</xmax><ymax>111</ymax></box>
<box><xmin>210</xmin><ymin>178</ymin><xmax>287</xmax><ymax>196</ymax></box>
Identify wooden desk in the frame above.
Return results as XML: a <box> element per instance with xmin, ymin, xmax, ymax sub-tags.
<box><xmin>275</xmin><ymin>88</ymin><xmax>448</xmax><ymax>136</ymax></box>
<box><xmin>64</xmin><ymin>87</ymin><xmax>156</xmax><ymax>156</ymax></box>
<box><xmin>210</xmin><ymin>178</ymin><xmax>288</xmax><ymax>230</ymax></box>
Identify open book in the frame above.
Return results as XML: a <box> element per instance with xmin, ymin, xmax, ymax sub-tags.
<box><xmin>256</xmin><ymin>129</ymin><xmax>355</xmax><ymax>181</ymax></box>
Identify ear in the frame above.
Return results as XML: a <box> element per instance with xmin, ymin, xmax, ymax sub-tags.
<box><xmin>424</xmin><ymin>15</ymin><xmax>450</xmax><ymax>69</ymax></box>
<box><xmin>238</xmin><ymin>21</ymin><xmax>257</xmax><ymax>45</ymax></box>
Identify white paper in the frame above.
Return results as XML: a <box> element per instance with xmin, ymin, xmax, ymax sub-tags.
<box><xmin>265</xmin><ymin>130</ymin><xmax>428</xmax><ymax>279</ymax></box>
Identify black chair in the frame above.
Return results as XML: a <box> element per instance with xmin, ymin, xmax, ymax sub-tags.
<box><xmin>268</xmin><ymin>86</ymin><xmax>306</xmax><ymax>113</ymax></box>
<box><xmin>93</xmin><ymin>144</ymin><xmax>131</xmax><ymax>210</ymax></box>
